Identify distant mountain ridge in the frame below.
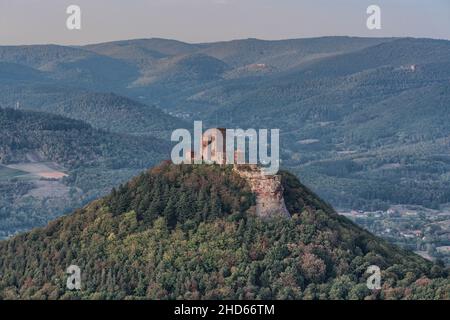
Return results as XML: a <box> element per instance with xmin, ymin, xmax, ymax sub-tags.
<box><xmin>0</xmin><ymin>44</ymin><xmax>137</xmax><ymax>89</ymax></box>
<box><xmin>0</xmin><ymin>87</ymin><xmax>186</xmax><ymax>138</ymax></box>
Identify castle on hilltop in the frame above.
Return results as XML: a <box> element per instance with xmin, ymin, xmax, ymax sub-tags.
<box><xmin>184</xmin><ymin>128</ymin><xmax>290</xmax><ymax>218</ymax></box>
<box><xmin>184</xmin><ymin>127</ymin><xmax>243</xmax><ymax>165</ymax></box>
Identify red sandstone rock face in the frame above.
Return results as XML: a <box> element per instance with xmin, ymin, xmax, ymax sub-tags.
<box><xmin>234</xmin><ymin>166</ymin><xmax>290</xmax><ymax>218</ymax></box>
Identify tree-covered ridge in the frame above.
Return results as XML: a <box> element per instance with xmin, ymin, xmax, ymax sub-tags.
<box><xmin>0</xmin><ymin>86</ymin><xmax>187</xmax><ymax>139</ymax></box>
<box><xmin>106</xmin><ymin>162</ymin><xmax>255</xmax><ymax>228</ymax></box>
<box><xmin>0</xmin><ymin>107</ymin><xmax>167</xmax><ymax>169</ymax></box>
<box><xmin>0</xmin><ymin>163</ymin><xmax>448</xmax><ymax>300</ymax></box>
<box><xmin>0</xmin><ymin>107</ymin><xmax>169</xmax><ymax>237</ymax></box>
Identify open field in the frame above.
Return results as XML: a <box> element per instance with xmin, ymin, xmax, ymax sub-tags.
<box><xmin>5</xmin><ymin>162</ymin><xmax>67</xmax><ymax>180</ymax></box>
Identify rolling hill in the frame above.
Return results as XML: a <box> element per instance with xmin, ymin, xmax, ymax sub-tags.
<box><xmin>0</xmin><ymin>87</ymin><xmax>186</xmax><ymax>138</ymax></box>
<box><xmin>0</xmin><ymin>45</ymin><xmax>138</xmax><ymax>90</ymax></box>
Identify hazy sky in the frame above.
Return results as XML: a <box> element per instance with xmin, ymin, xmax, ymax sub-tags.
<box><xmin>1</xmin><ymin>0</ymin><xmax>449</xmax><ymax>45</ymax></box>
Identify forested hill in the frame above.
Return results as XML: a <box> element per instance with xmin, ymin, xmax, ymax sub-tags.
<box><xmin>0</xmin><ymin>162</ymin><xmax>448</xmax><ymax>300</ymax></box>
<box><xmin>0</xmin><ymin>107</ymin><xmax>167</xmax><ymax>168</ymax></box>
<box><xmin>0</xmin><ymin>87</ymin><xmax>186</xmax><ymax>139</ymax></box>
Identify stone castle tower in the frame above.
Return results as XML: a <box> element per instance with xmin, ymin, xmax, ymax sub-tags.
<box><xmin>185</xmin><ymin>127</ymin><xmax>228</xmax><ymax>165</ymax></box>
<box><xmin>202</xmin><ymin>128</ymin><xmax>227</xmax><ymax>164</ymax></box>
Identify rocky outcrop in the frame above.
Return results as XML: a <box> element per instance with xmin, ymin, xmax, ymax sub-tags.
<box><xmin>234</xmin><ymin>165</ymin><xmax>290</xmax><ymax>218</ymax></box>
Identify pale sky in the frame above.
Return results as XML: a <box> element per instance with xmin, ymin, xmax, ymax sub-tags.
<box><xmin>0</xmin><ymin>0</ymin><xmax>449</xmax><ymax>45</ymax></box>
